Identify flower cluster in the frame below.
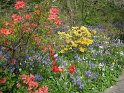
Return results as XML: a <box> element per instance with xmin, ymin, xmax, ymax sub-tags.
<box><xmin>34</xmin><ymin>86</ymin><xmax>48</xmax><ymax>93</ymax></box>
<box><xmin>21</xmin><ymin>74</ymin><xmax>38</xmax><ymax>90</ymax></box>
<box><xmin>69</xmin><ymin>65</ymin><xmax>75</xmax><ymax>74</ymax></box>
<box><xmin>15</xmin><ymin>1</ymin><xmax>25</xmax><ymax>10</ymax></box>
<box><xmin>49</xmin><ymin>50</ymin><xmax>63</xmax><ymax>72</ymax></box>
<box><xmin>48</xmin><ymin>7</ymin><xmax>61</xmax><ymax>26</ymax></box>
<box><xmin>0</xmin><ymin>28</ymin><xmax>14</xmax><ymax>35</ymax></box>
<box><xmin>32</xmin><ymin>34</ymin><xmax>42</xmax><ymax>46</ymax></box>
<box><xmin>58</xmin><ymin>26</ymin><xmax>95</xmax><ymax>53</ymax></box>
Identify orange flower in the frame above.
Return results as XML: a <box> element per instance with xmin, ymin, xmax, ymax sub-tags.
<box><xmin>58</xmin><ymin>67</ymin><xmax>63</xmax><ymax>72</ymax></box>
<box><xmin>42</xmin><ymin>47</ymin><xmax>48</xmax><ymax>52</ymax></box>
<box><xmin>34</xmin><ymin>10</ymin><xmax>41</xmax><ymax>15</ymax></box>
<box><xmin>35</xmin><ymin>4</ymin><xmax>40</xmax><ymax>8</ymax></box>
<box><xmin>25</xmin><ymin>14</ymin><xmax>31</xmax><ymax>19</ymax></box>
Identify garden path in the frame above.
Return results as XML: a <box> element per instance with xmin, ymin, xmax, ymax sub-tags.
<box><xmin>103</xmin><ymin>70</ymin><xmax>124</xmax><ymax>93</ymax></box>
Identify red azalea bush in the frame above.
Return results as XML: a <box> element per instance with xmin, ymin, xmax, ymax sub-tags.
<box><xmin>0</xmin><ymin>0</ymin><xmax>61</xmax><ymax>92</ymax></box>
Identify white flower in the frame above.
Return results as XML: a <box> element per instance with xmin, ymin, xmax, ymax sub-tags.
<box><xmin>99</xmin><ymin>46</ymin><xmax>103</xmax><ymax>49</ymax></box>
<box><xmin>54</xmin><ymin>54</ymin><xmax>58</xmax><ymax>57</ymax></box>
<box><xmin>120</xmin><ymin>51</ymin><xmax>124</xmax><ymax>56</ymax></box>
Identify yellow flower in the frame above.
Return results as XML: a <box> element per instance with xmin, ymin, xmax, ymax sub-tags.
<box><xmin>72</xmin><ymin>43</ymin><xmax>78</xmax><ymax>47</ymax></box>
<box><xmin>72</xmin><ymin>27</ymin><xmax>79</xmax><ymax>30</ymax></box>
<box><xmin>59</xmin><ymin>49</ymin><xmax>65</xmax><ymax>53</ymax></box>
<box><xmin>63</xmin><ymin>48</ymin><xmax>68</xmax><ymax>51</ymax></box>
<box><xmin>79</xmin><ymin>47</ymin><xmax>86</xmax><ymax>52</ymax></box>
<box><xmin>80</xmin><ymin>26</ymin><xmax>91</xmax><ymax>37</ymax></box>
<box><xmin>92</xmin><ymin>30</ymin><xmax>96</xmax><ymax>35</ymax></box>
<box><xmin>112</xmin><ymin>62</ymin><xmax>115</xmax><ymax>65</ymax></box>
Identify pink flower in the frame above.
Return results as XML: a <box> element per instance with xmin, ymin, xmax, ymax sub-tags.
<box><xmin>28</xmin><ymin>81</ymin><xmax>38</xmax><ymax>90</ymax></box>
<box><xmin>54</xmin><ymin>19</ymin><xmax>61</xmax><ymax>26</ymax></box>
<box><xmin>30</xmin><ymin>23</ymin><xmax>37</xmax><ymax>27</ymax></box>
<box><xmin>15</xmin><ymin>1</ymin><xmax>25</xmax><ymax>10</ymax></box>
<box><xmin>0</xmin><ymin>28</ymin><xmax>14</xmax><ymax>35</ymax></box>
<box><xmin>12</xmin><ymin>14</ymin><xmax>23</xmax><ymax>23</ymax></box>
<box><xmin>22</xmin><ymin>27</ymin><xmax>31</xmax><ymax>32</ymax></box>
<box><xmin>21</xmin><ymin>74</ymin><xmax>27</xmax><ymax>80</ymax></box>
<box><xmin>25</xmin><ymin>14</ymin><xmax>31</xmax><ymax>19</ymax></box>
<box><xmin>49</xmin><ymin>7</ymin><xmax>59</xmax><ymax>14</ymax></box>
<box><xmin>48</xmin><ymin>14</ymin><xmax>57</xmax><ymax>20</ymax></box>
<box><xmin>34</xmin><ymin>86</ymin><xmax>48</xmax><ymax>93</ymax></box>
<box><xmin>16</xmin><ymin>83</ymin><xmax>21</xmax><ymax>87</ymax></box>
<box><xmin>39</xmin><ymin>86</ymin><xmax>48</xmax><ymax>93</ymax></box>
<box><xmin>29</xmin><ymin>74</ymin><xmax>35</xmax><ymax>81</ymax></box>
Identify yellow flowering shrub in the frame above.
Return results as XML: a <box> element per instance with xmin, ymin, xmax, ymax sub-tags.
<box><xmin>57</xmin><ymin>26</ymin><xmax>96</xmax><ymax>53</ymax></box>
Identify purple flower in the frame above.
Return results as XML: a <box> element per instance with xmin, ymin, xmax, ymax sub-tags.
<box><xmin>85</xmin><ymin>71</ymin><xmax>92</xmax><ymax>77</ymax></box>
<box><xmin>27</xmin><ymin>62</ymin><xmax>34</xmax><ymax>65</ymax></box>
<box><xmin>35</xmin><ymin>74</ymin><xmax>43</xmax><ymax>81</ymax></box>
<box><xmin>45</xmin><ymin>58</ymin><xmax>50</xmax><ymax>64</ymax></box>
<box><xmin>89</xmin><ymin>62</ymin><xmax>95</xmax><ymax>68</ymax></box>
<box><xmin>37</xmin><ymin>56</ymin><xmax>42</xmax><ymax>62</ymax></box>
<box><xmin>79</xmin><ymin>83</ymin><xmax>84</xmax><ymax>89</ymax></box>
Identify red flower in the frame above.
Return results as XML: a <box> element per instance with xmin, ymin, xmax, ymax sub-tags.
<box><xmin>12</xmin><ymin>58</ymin><xmax>16</xmax><ymax>64</ymax></box>
<box><xmin>15</xmin><ymin>1</ymin><xmax>25</xmax><ymax>10</ymax></box>
<box><xmin>50</xmin><ymin>53</ymin><xmax>54</xmax><ymax>57</ymax></box>
<box><xmin>51</xmin><ymin>57</ymin><xmax>55</xmax><ymax>60</ymax></box>
<box><xmin>69</xmin><ymin>65</ymin><xmax>75</xmax><ymax>74</ymax></box>
<box><xmin>49</xmin><ymin>7</ymin><xmax>59</xmax><ymax>14</ymax></box>
<box><xmin>52</xmin><ymin>62</ymin><xmax>56</xmax><ymax>66</ymax></box>
<box><xmin>54</xmin><ymin>19</ymin><xmax>61</xmax><ymax>26</ymax></box>
<box><xmin>52</xmin><ymin>65</ymin><xmax>59</xmax><ymax>72</ymax></box>
<box><xmin>0</xmin><ymin>77</ymin><xmax>7</xmax><ymax>84</ymax></box>
<box><xmin>50</xmin><ymin>49</ymin><xmax>55</xmax><ymax>54</ymax></box>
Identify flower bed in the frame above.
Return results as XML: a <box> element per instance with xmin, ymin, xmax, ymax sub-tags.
<box><xmin>0</xmin><ymin>1</ymin><xmax>124</xmax><ymax>93</ymax></box>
